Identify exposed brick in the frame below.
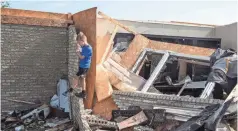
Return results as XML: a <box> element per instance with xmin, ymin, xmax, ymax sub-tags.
<box><xmin>1</xmin><ymin>24</ymin><xmax>68</xmax><ymax>110</ymax></box>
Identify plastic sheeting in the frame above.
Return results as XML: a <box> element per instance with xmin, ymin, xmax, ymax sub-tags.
<box><xmin>207</xmin><ymin>48</ymin><xmax>237</xmax><ymax>96</ymax></box>
<box><xmin>50</xmin><ymin>78</ymin><xmax>70</xmax><ymax>113</ymax></box>
<box><xmin>209</xmin><ymin>48</ymin><xmax>237</xmax><ymax>78</ymax></box>
<box><xmin>57</xmin><ymin>79</ymin><xmax>70</xmax><ymax>112</ymax></box>
<box><xmin>50</xmin><ymin>94</ymin><xmax>59</xmax><ymax>108</ymax></box>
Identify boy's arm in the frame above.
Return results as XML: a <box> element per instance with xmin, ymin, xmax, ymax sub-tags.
<box><xmin>77</xmin><ymin>52</ymin><xmax>85</xmax><ymax>59</ymax></box>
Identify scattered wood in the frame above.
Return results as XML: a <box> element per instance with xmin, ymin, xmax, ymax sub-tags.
<box><xmin>95</xmin><ymin>65</ymin><xmax>113</xmax><ymax>102</ymax></box>
<box><xmin>21</xmin><ymin>104</ymin><xmax>50</xmax><ymax>120</ymax></box>
<box><xmin>45</xmin><ymin>121</ymin><xmax>72</xmax><ymax>131</ymax></box>
<box><xmin>117</xmin><ymin>111</ymin><xmax>148</xmax><ymax>130</ymax></box>
<box><xmin>99</xmin><ymin>25</ymin><xmax>118</xmax><ymax>64</ymax></box>
<box><xmin>4</xmin><ymin>98</ymin><xmax>36</xmax><ymax>105</ymax></box>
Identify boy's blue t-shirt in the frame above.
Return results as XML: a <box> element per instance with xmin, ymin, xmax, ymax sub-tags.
<box><xmin>79</xmin><ymin>44</ymin><xmax>92</xmax><ymax>68</ymax></box>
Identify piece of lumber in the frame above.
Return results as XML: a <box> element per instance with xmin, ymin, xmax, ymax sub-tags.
<box><xmin>135</xmin><ymin>56</ymin><xmax>147</xmax><ymax>75</ymax></box>
<box><xmin>95</xmin><ymin>65</ymin><xmax>113</xmax><ymax>102</ymax></box>
<box><xmin>99</xmin><ymin>25</ymin><xmax>118</xmax><ymax>64</ymax></box>
<box><xmin>104</xmin><ymin>59</ymin><xmax>146</xmax><ymax>91</ymax></box>
<box><xmin>131</xmin><ymin>50</ymin><xmax>147</xmax><ymax>73</ymax></box>
<box><xmin>117</xmin><ymin>111</ymin><xmax>148</xmax><ymax>130</ymax></box>
<box><xmin>4</xmin><ymin>98</ymin><xmax>36</xmax><ymax>105</ymax></box>
<box><xmin>178</xmin><ymin>60</ymin><xmax>187</xmax><ymax>81</ymax></box>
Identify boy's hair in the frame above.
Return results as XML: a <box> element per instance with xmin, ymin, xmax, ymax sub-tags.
<box><xmin>76</xmin><ymin>32</ymin><xmax>87</xmax><ymax>42</ymax></box>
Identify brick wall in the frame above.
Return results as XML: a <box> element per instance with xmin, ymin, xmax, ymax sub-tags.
<box><xmin>68</xmin><ymin>25</ymin><xmax>91</xmax><ymax>130</ymax></box>
<box><xmin>1</xmin><ymin>24</ymin><xmax>68</xmax><ymax>111</ymax></box>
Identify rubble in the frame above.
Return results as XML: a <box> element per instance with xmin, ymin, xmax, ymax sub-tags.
<box><xmin>84</xmin><ymin>12</ymin><xmax>237</xmax><ymax>131</ymax></box>
<box><xmin>2</xmin><ymin>10</ymin><xmax>237</xmax><ymax>131</ymax></box>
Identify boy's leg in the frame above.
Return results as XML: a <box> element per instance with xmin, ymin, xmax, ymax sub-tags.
<box><xmin>79</xmin><ymin>76</ymin><xmax>86</xmax><ymax>91</ymax></box>
<box><xmin>75</xmin><ymin>68</ymin><xmax>88</xmax><ymax>98</ymax></box>
<box><xmin>73</xmin><ymin>76</ymin><xmax>80</xmax><ymax>88</ymax></box>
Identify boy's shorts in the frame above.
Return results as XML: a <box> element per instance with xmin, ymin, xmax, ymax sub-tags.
<box><xmin>76</xmin><ymin>67</ymin><xmax>89</xmax><ymax>77</ymax></box>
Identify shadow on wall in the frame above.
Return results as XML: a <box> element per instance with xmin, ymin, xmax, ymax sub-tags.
<box><xmin>1</xmin><ymin>24</ymin><xmax>68</xmax><ymax>111</ymax></box>
<box><xmin>215</xmin><ymin>22</ymin><xmax>238</xmax><ymax>51</ymax></box>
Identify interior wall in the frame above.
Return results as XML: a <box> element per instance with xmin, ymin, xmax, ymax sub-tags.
<box><xmin>215</xmin><ymin>22</ymin><xmax>237</xmax><ymax>51</ymax></box>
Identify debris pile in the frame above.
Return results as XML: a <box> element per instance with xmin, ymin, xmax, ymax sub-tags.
<box><xmin>78</xmin><ymin>12</ymin><xmax>237</xmax><ymax>130</ymax></box>
<box><xmin>1</xmin><ymin>78</ymin><xmax>74</xmax><ymax>131</ymax></box>
<box><xmin>1</xmin><ymin>11</ymin><xmax>237</xmax><ymax>131</ymax></box>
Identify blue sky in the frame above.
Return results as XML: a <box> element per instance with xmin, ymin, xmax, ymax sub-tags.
<box><xmin>7</xmin><ymin>1</ymin><xmax>238</xmax><ymax>25</ymax></box>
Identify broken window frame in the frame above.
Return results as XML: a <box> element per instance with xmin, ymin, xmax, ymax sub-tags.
<box><xmin>132</xmin><ymin>48</ymin><xmax>215</xmax><ymax>98</ymax></box>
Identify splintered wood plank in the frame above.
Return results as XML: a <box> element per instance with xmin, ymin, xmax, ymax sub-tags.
<box><xmin>73</xmin><ymin>7</ymin><xmax>97</xmax><ymax>109</ymax></box>
<box><xmin>93</xmin><ymin>97</ymin><xmax>118</xmax><ymax>120</ymax></box>
<box><xmin>95</xmin><ymin>65</ymin><xmax>113</xmax><ymax>102</ymax></box>
<box><xmin>117</xmin><ymin>111</ymin><xmax>148</xmax><ymax>130</ymax></box>
<box><xmin>99</xmin><ymin>25</ymin><xmax>118</xmax><ymax>64</ymax></box>
<box><xmin>96</xmin><ymin>33</ymin><xmax>111</xmax><ymax>64</ymax></box>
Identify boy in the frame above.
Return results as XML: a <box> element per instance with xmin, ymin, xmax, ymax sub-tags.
<box><xmin>74</xmin><ymin>32</ymin><xmax>92</xmax><ymax>99</ymax></box>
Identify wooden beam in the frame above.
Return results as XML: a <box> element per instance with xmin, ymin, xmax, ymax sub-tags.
<box><xmin>178</xmin><ymin>60</ymin><xmax>187</xmax><ymax>81</ymax></box>
<box><xmin>99</xmin><ymin>25</ymin><xmax>118</xmax><ymax>64</ymax></box>
<box><xmin>95</xmin><ymin>65</ymin><xmax>113</xmax><ymax>102</ymax></box>
<box><xmin>117</xmin><ymin>111</ymin><xmax>148</xmax><ymax>130</ymax></box>
<box><xmin>135</xmin><ymin>57</ymin><xmax>147</xmax><ymax>75</ymax></box>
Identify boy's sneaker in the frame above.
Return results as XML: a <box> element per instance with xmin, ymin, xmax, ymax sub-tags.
<box><xmin>75</xmin><ymin>90</ymin><xmax>86</xmax><ymax>99</ymax></box>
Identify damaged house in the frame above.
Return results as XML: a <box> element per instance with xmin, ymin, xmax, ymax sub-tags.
<box><xmin>1</xmin><ymin>7</ymin><xmax>237</xmax><ymax>131</ymax></box>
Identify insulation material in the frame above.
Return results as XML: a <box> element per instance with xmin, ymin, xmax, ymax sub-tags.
<box><xmin>57</xmin><ymin>79</ymin><xmax>70</xmax><ymax>112</ymax></box>
<box><xmin>73</xmin><ymin>7</ymin><xmax>97</xmax><ymax>109</ymax></box>
<box><xmin>95</xmin><ymin>65</ymin><xmax>113</xmax><ymax>102</ymax></box>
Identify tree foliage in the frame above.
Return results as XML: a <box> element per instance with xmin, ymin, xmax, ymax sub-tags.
<box><xmin>1</xmin><ymin>1</ymin><xmax>10</xmax><ymax>8</ymax></box>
